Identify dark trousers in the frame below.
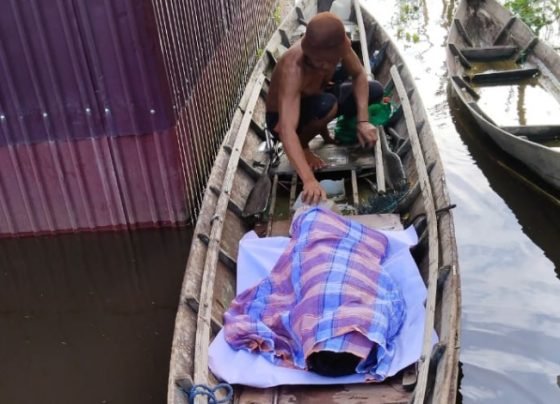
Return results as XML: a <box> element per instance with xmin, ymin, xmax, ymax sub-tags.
<box><xmin>266</xmin><ymin>80</ymin><xmax>384</xmax><ymax>137</ymax></box>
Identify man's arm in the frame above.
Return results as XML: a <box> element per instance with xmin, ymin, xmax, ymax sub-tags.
<box><xmin>276</xmin><ymin>62</ymin><xmax>326</xmax><ymax>205</ymax></box>
<box><xmin>342</xmin><ymin>50</ymin><xmax>378</xmax><ymax>148</ymax></box>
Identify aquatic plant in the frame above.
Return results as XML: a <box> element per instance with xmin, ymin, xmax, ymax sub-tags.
<box><xmin>393</xmin><ymin>0</ymin><xmax>423</xmax><ymax>43</ymax></box>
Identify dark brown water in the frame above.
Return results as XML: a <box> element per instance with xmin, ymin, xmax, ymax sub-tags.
<box><xmin>0</xmin><ymin>227</ymin><xmax>191</xmax><ymax>404</ymax></box>
<box><xmin>369</xmin><ymin>0</ymin><xmax>560</xmax><ymax>402</ymax></box>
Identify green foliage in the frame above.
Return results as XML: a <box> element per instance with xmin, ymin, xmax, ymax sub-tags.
<box><xmin>504</xmin><ymin>0</ymin><xmax>560</xmax><ymax>34</ymax></box>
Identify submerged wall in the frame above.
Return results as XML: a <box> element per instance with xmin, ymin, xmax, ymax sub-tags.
<box><xmin>0</xmin><ymin>0</ymin><xmax>282</xmax><ymax>236</ymax></box>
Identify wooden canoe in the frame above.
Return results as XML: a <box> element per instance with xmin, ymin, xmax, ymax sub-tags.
<box><xmin>447</xmin><ymin>0</ymin><xmax>560</xmax><ymax>189</ymax></box>
<box><xmin>168</xmin><ymin>0</ymin><xmax>460</xmax><ymax>403</ymax></box>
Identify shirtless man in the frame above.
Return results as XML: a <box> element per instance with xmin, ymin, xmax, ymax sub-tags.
<box><xmin>266</xmin><ymin>12</ymin><xmax>383</xmax><ymax>204</ymax></box>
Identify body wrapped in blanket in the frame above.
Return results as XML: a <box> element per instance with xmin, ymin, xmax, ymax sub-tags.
<box><xmin>224</xmin><ymin>207</ymin><xmax>406</xmax><ymax>380</ymax></box>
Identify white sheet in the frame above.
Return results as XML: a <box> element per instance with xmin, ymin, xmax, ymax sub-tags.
<box><xmin>208</xmin><ymin>225</ymin><xmax>437</xmax><ymax>387</ymax></box>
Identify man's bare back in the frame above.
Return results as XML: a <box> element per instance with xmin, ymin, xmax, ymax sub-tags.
<box><xmin>266</xmin><ymin>41</ymin><xmax>337</xmax><ymax>113</ymax></box>
<box><xmin>265</xmin><ymin>12</ymin><xmax>379</xmax><ymax>205</ymax></box>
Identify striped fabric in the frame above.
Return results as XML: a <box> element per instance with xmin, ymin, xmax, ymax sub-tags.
<box><xmin>224</xmin><ymin>207</ymin><xmax>406</xmax><ymax>380</ymax></box>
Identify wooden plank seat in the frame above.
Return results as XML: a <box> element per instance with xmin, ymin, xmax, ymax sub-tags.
<box><xmin>460</xmin><ymin>45</ymin><xmax>518</xmax><ymax>61</ymax></box>
<box><xmin>465</xmin><ymin>67</ymin><xmax>540</xmax><ymax>84</ymax></box>
<box><xmin>272</xmin><ymin>139</ymin><xmax>377</xmax><ymax>175</ymax></box>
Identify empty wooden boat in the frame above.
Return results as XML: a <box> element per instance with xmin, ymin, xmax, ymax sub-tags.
<box><xmin>447</xmin><ymin>0</ymin><xmax>560</xmax><ymax>189</ymax></box>
<box><xmin>169</xmin><ymin>0</ymin><xmax>460</xmax><ymax>403</ymax></box>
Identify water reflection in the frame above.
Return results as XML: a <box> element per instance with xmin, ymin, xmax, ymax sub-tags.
<box><xmin>449</xmin><ymin>88</ymin><xmax>560</xmax><ymax>403</ymax></box>
<box><xmin>367</xmin><ymin>0</ymin><xmax>560</xmax><ymax>402</ymax></box>
<box><xmin>476</xmin><ymin>82</ymin><xmax>560</xmax><ymax>126</ymax></box>
<box><xmin>0</xmin><ymin>228</ymin><xmax>191</xmax><ymax>404</ymax></box>
<box><xmin>448</xmin><ymin>86</ymin><xmax>560</xmax><ymax>272</ymax></box>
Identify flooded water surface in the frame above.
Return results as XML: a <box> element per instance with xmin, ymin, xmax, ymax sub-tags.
<box><xmin>368</xmin><ymin>0</ymin><xmax>560</xmax><ymax>402</ymax></box>
<box><xmin>476</xmin><ymin>82</ymin><xmax>560</xmax><ymax>127</ymax></box>
<box><xmin>0</xmin><ymin>228</ymin><xmax>191</xmax><ymax>404</ymax></box>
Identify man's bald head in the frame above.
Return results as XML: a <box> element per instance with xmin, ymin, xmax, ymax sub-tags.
<box><xmin>301</xmin><ymin>12</ymin><xmax>351</xmax><ymax>60</ymax></box>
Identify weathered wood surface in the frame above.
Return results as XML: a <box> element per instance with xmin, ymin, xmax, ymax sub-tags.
<box><xmin>391</xmin><ymin>65</ymin><xmax>439</xmax><ymax>404</ymax></box>
<box><xmin>465</xmin><ymin>67</ymin><xmax>539</xmax><ymax>84</ymax></box>
<box><xmin>451</xmin><ymin>75</ymin><xmax>479</xmax><ymax>100</ymax></box>
<box><xmin>169</xmin><ymin>1</ymin><xmax>460</xmax><ymax>403</ymax></box>
<box><xmin>192</xmin><ymin>74</ymin><xmax>266</xmax><ymax>389</ymax></box>
<box><xmin>501</xmin><ymin>125</ymin><xmax>560</xmax><ymax>141</ymax></box>
<box><xmin>453</xmin><ymin>18</ymin><xmax>473</xmax><ymax>47</ymax></box>
<box><xmin>447</xmin><ymin>0</ymin><xmax>560</xmax><ymax>190</ymax></box>
<box><xmin>448</xmin><ymin>43</ymin><xmax>472</xmax><ymax>69</ymax></box>
<box><xmin>493</xmin><ymin>16</ymin><xmax>517</xmax><ymax>45</ymax></box>
<box><xmin>461</xmin><ymin>45</ymin><xmax>517</xmax><ymax>61</ymax></box>
<box><xmin>273</xmin><ymin>141</ymin><xmax>376</xmax><ymax>174</ymax></box>
<box><xmin>237</xmin><ymin>381</ymin><xmax>410</xmax><ymax>404</ymax></box>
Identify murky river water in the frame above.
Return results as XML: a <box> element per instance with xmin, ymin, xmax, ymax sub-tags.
<box><xmin>1</xmin><ymin>1</ymin><xmax>559</xmax><ymax>403</ymax></box>
<box><xmin>367</xmin><ymin>0</ymin><xmax>560</xmax><ymax>402</ymax></box>
<box><xmin>0</xmin><ymin>228</ymin><xmax>191</xmax><ymax>404</ymax></box>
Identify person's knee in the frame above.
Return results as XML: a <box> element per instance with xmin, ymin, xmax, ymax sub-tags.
<box><xmin>368</xmin><ymin>80</ymin><xmax>384</xmax><ymax>103</ymax></box>
<box><xmin>315</xmin><ymin>93</ymin><xmax>338</xmax><ymax>120</ymax></box>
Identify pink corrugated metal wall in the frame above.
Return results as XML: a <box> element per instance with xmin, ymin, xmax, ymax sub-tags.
<box><xmin>0</xmin><ymin>0</ymin><xmax>279</xmax><ymax>236</ymax></box>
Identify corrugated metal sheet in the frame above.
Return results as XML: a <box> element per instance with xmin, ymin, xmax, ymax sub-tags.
<box><xmin>0</xmin><ymin>0</ymin><xmax>279</xmax><ymax>236</ymax></box>
<box><xmin>151</xmin><ymin>0</ymin><xmax>278</xmax><ymax>215</ymax></box>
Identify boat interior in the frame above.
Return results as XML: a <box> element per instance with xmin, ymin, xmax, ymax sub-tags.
<box><xmin>448</xmin><ymin>1</ymin><xmax>560</xmax><ymax>145</ymax></box>
<box><xmin>168</xmin><ymin>1</ymin><xmax>459</xmax><ymax>403</ymax></box>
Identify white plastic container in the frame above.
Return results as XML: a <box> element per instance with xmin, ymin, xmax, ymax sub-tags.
<box><xmin>330</xmin><ymin>0</ymin><xmax>352</xmax><ymax>21</ymax></box>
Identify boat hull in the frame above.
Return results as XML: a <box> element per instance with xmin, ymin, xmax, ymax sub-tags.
<box><xmin>447</xmin><ymin>0</ymin><xmax>560</xmax><ymax>190</ymax></box>
<box><xmin>169</xmin><ymin>1</ymin><xmax>460</xmax><ymax>403</ymax></box>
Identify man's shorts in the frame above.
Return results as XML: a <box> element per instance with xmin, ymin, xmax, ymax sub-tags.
<box><xmin>266</xmin><ymin>80</ymin><xmax>383</xmax><ymax>138</ymax></box>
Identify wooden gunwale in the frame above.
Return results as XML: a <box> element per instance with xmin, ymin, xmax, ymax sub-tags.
<box><xmin>390</xmin><ymin>65</ymin><xmax>439</xmax><ymax>404</ymax></box>
<box><xmin>167</xmin><ymin>67</ymin><xmax>269</xmax><ymax>403</ymax></box>
<box><xmin>193</xmin><ymin>74</ymin><xmax>266</xmax><ymax>386</ymax></box>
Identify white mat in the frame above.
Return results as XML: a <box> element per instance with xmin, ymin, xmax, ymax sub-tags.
<box><xmin>208</xmin><ymin>225</ymin><xmax>437</xmax><ymax>387</ymax></box>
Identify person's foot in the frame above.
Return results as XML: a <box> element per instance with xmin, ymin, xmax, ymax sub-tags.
<box><xmin>320</xmin><ymin>128</ymin><xmax>336</xmax><ymax>144</ymax></box>
<box><xmin>303</xmin><ymin>149</ymin><xmax>327</xmax><ymax>170</ymax></box>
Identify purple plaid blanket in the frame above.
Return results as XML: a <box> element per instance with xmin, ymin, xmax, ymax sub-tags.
<box><xmin>224</xmin><ymin>207</ymin><xmax>405</xmax><ymax>380</ymax></box>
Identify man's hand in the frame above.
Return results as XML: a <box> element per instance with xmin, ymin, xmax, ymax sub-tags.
<box><xmin>356</xmin><ymin>121</ymin><xmax>378</xmax><ymax>149</ymax></box>
<box><xmin>302</xmin><ymin>179</ymin><xmax>327</xmax><ymax>205</ymax></box>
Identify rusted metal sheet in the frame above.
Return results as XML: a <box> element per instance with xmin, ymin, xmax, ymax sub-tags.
<box><xmin>0</xmin><ymin>0</ymin><xmax>278</xmax><ymax>236</ymax></box>
<box><xmin>0</xmin><ymin>130</ymin><xmax>186</xmax><ymax>235</ymax></box>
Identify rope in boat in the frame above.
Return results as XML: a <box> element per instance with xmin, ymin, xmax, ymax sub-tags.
<box><xmin>178</xmin><ymin>382</ymin><xmax>233</xmax><ymax>404</ymax></box>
